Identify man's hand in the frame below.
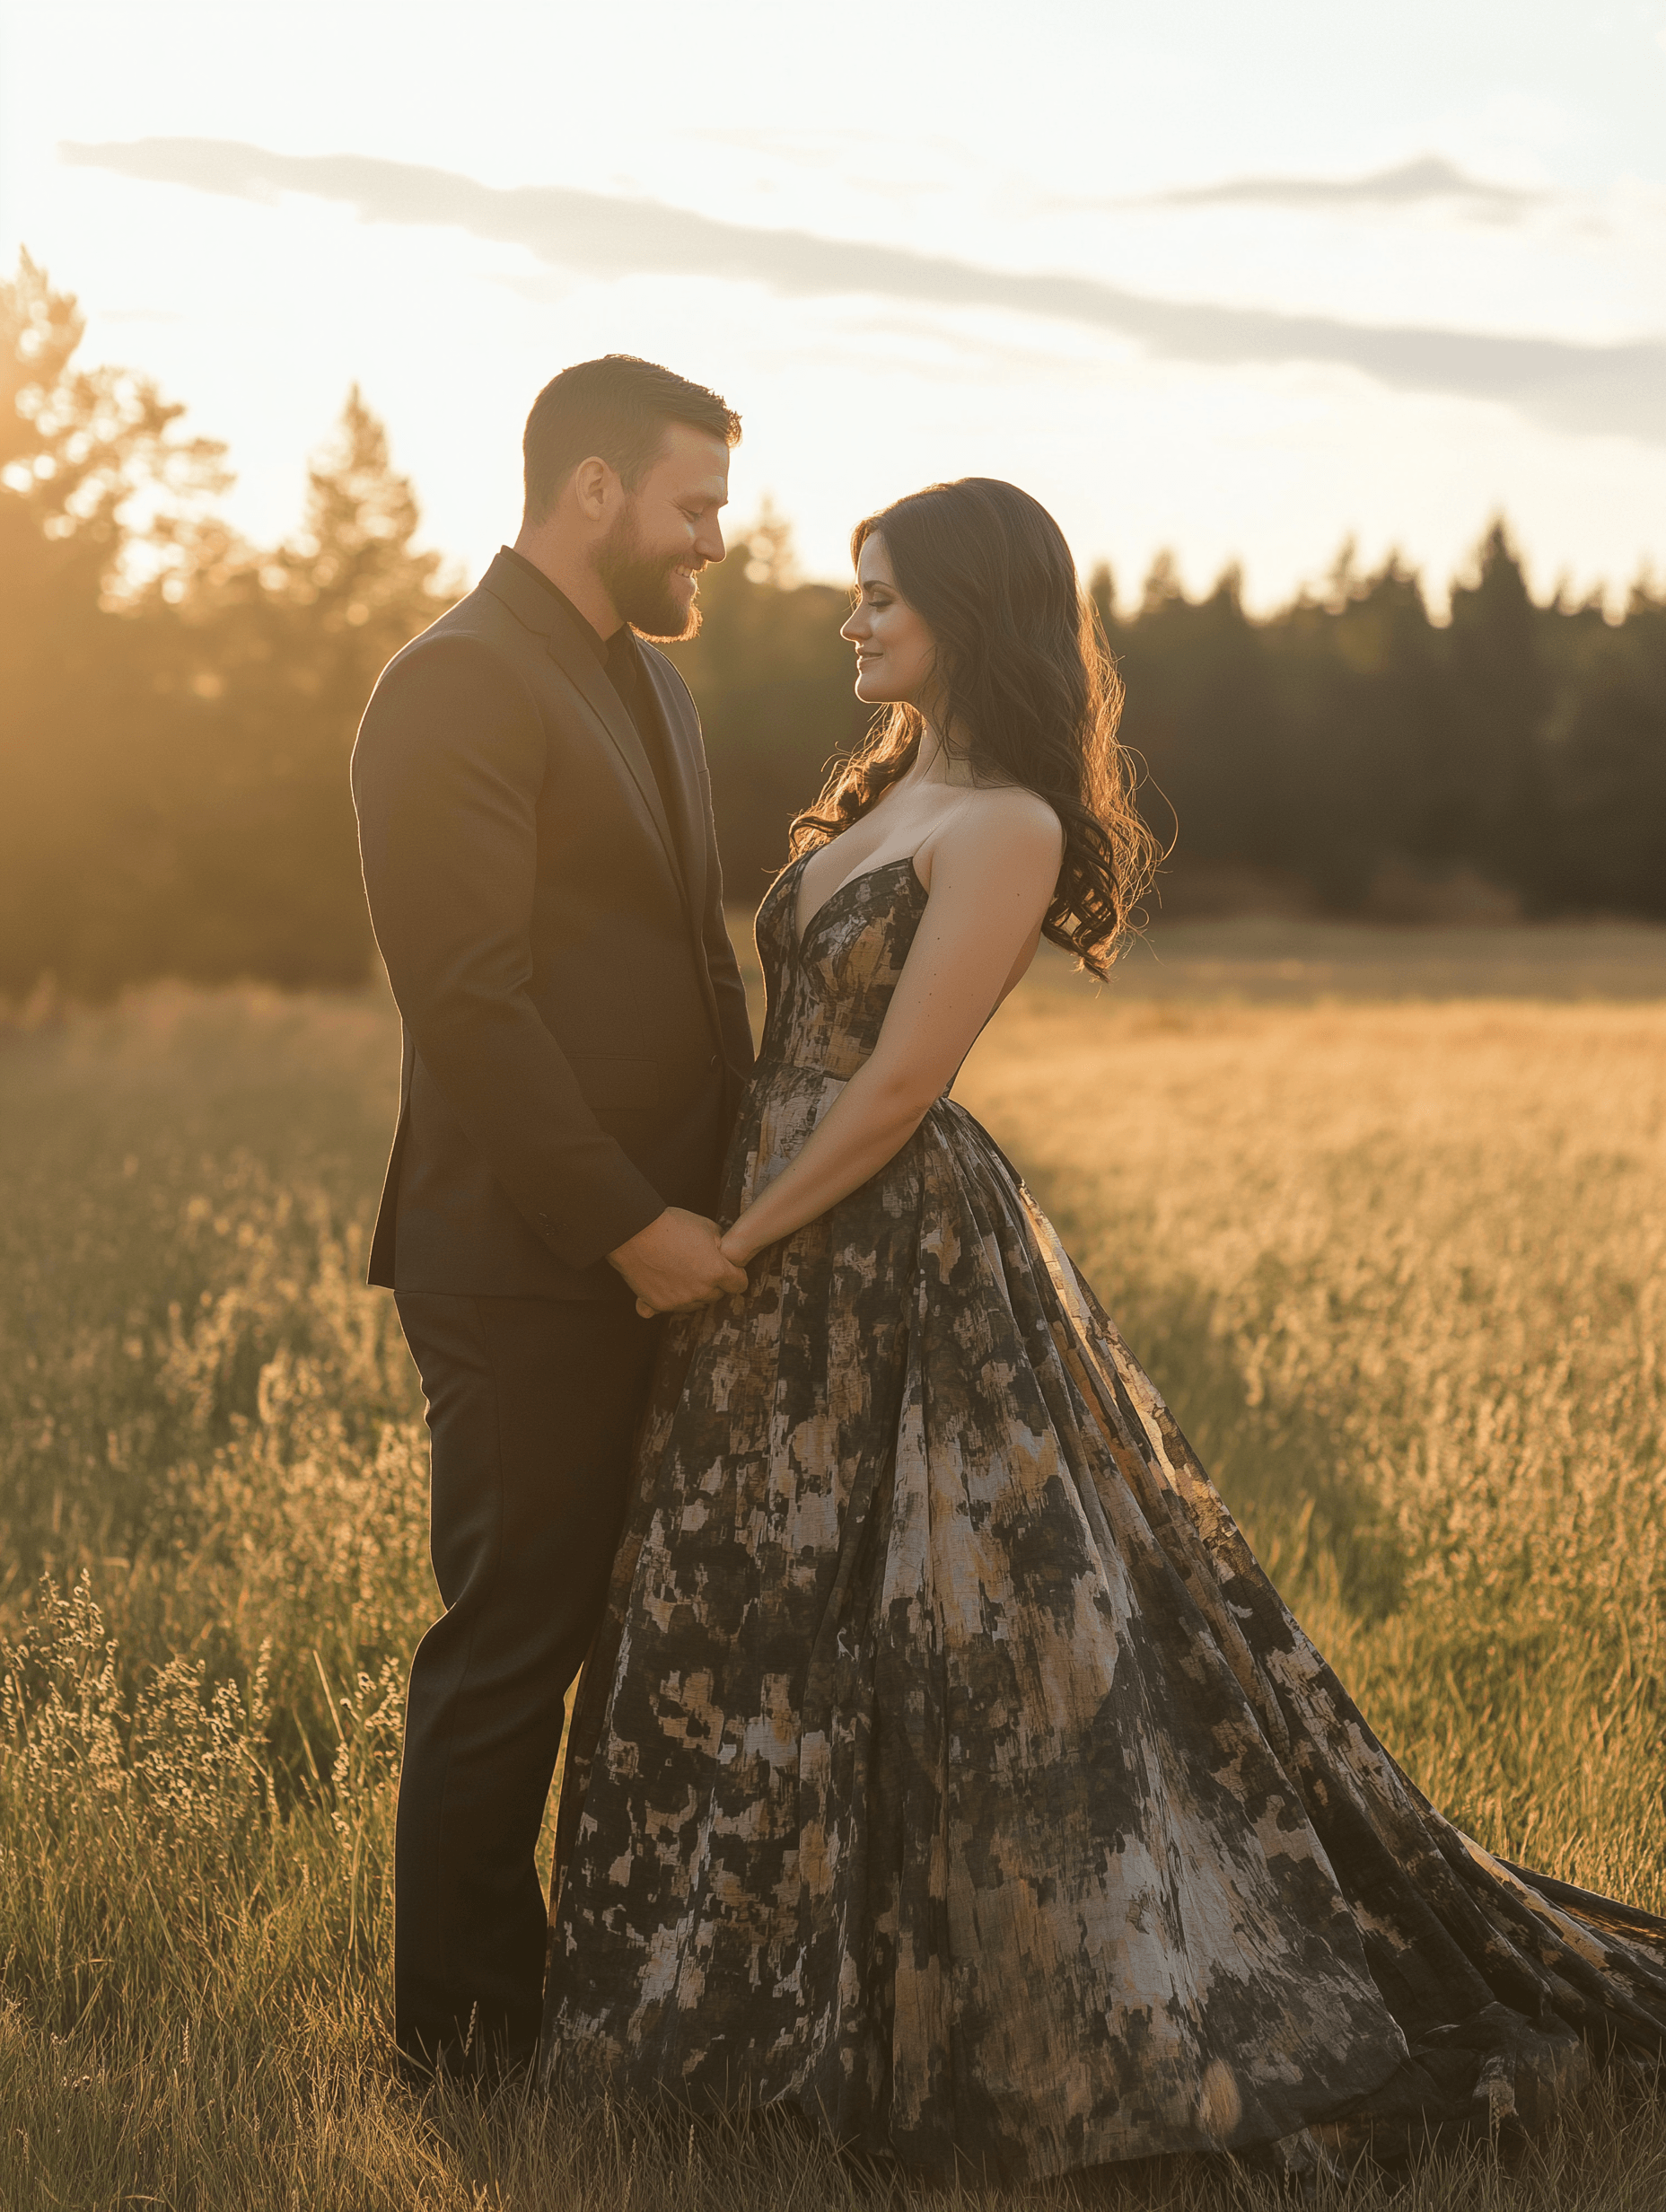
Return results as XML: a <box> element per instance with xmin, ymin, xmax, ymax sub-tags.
<box><xmin>607</xmin><ymin>1207</ymin><xmax>748</xmax><ymax>1318</ymax></box>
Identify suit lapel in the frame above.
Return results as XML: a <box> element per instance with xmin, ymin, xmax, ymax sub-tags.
<box><xmin>637</xmin><ymin>647</ymin><xmax>709</xmax><ymax>929</ymax></box>
<box><xmin>478</xmin><ymin>551</ymin><xmax>689</xmax><ymax>908</ymax></box>
<box><xmin>638</xmin><ymin>647</ymin><xmax>728</xmax><ymax>1049</ymax></box>
<box><xmin>636</xmin><ymin>645</ymin><xmax>725</xmax><ymax>1052</ymax></box>
<box><xmin>546</xmin><ymin>619</ymin><xmax>691</xmax><ymax>909</ymax></box>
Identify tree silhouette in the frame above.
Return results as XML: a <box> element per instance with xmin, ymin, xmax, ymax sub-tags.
<box><xmin>4</xmin><ymin>250</ymin><xmax>1665</xmax><ymax>1002</ymax></box>
<box><xmin>146</xmin><ymin>391</ymin><xmax>457</xmax><ymax>986</ymax></box>
<box><xmin>1444</xmin><ymin>520</ymin><xmax>1552</xmax><ymax>903</ymax></box>
<box><xmin>666</xmin><ymin>507</ymin><xmax>868</xmax><ymax>897</ymax></box>
<box><xmin>0</xmin><ymin>257</ymin><xmax>451</xmax><ymax>995</ymax></box>
<box><xmin>0</xmin><ymin>254</ymin><xmax>228</xmax><ymax>996</ymax></box>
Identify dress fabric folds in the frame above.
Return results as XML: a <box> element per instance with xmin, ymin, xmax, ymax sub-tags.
<box><xmin>539</xmin><ymin>851</ymin><xmax>1666</xmax><ymax>2180</ymax></box>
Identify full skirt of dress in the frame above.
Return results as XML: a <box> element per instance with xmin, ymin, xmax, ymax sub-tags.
<box><xmin>539</xmin><ymin>855</ymin><xmax>1666</xmax><ymax>2181</ymax></box>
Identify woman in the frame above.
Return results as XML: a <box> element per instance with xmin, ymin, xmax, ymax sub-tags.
<box><xmin>539</xmin><ymin>478</ymin><xmax>1666</xmax><ymax>2181</ymax></box>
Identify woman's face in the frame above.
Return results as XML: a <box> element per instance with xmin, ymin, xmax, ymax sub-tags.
<box><xmin>839</xmin><ymin>533</ymin><xmax>937</xmax><ymax>708</ymax></box>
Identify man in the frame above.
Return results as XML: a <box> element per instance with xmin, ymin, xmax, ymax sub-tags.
<box><xmin>351</xmin><ymin>355</ymin><xmax>755</xmax><ymax>2085</ymax></box>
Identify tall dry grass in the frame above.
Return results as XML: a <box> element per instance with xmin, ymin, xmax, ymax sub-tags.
<box><xmin>4</xmin><ymin>941</ymin><xmax>1666</xmax><ymax>2207</ymax></box>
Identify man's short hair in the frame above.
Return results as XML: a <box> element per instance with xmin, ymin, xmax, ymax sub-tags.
<box><xmin>522</xmin><ymin>356</ymin><xmax>741</xmax><ymax>522</ymax></box>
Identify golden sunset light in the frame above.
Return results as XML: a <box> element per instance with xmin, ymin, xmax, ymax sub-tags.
<box><xmin>4</xmin><ymin>5</ymin><xmax>1666</xmax><ymax>2208</ymax></box>
<box><xmin>5</xmin><ymin>0</ymin><xmax>1666</xmax><ymax>601</ymax></box>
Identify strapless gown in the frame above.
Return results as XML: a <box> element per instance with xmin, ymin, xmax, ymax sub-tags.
<box><xmin>539</xmin><ymin>851</ymin><xmax>1666</xmax><ymax>2181</ymax></box>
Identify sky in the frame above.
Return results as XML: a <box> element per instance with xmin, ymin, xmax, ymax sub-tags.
<box><xmin>4</xmin><ymin>0</ymin><xmax>1664</xmax><ymax>611</ymax></box>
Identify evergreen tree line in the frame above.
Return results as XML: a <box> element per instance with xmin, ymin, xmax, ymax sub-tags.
<box><xmin>1092</xmin><ymin>540</ymin><xmax>1666</xmax><ymax>926</ymax></box>
<box><xmin>4</xmin><ymin>255</ymin><xmax>1663</xmax><ymax>1004</ymax></box>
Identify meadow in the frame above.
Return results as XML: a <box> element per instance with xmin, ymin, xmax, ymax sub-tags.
<box><xmin>4</xmin><ymin>918</ymin><xmax>1666</xmax><ymax>2209</ymax></box>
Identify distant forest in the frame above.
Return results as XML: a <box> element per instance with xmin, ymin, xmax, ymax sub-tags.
<box><xmin>4</xmin><ymin>253</ymin><xmax>1664</xmax><ymax>1002</ymax></box>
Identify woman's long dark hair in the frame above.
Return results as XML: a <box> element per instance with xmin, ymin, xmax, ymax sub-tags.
<box><xmin>790</xmin><ymin>478</ymin><xmax>1160</xmax><ymax>976</ymax></box>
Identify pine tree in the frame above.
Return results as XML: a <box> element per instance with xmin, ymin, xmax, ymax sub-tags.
<box><xmin>158</xmin><ymin>391</ymin><xmax>456</xmax><ymax>987</ymax></box>
<box><xmin>0</xmin><ymin>263</ymin><xmax>453</xmax><ymax>995</ymax></box>
<box><xmin>0</xmin><ymin>253</ymin><xmax>226</xmax><ymax>996</ymax></box>
<box><xmin>1444</xmin><ymin>519</ymin><xmax>1552</xmax><ymax>906</ymax></box>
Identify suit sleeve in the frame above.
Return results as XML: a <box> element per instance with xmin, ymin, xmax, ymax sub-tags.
<box><xmin>351</xmin><ymin>633</ymin><xmax>667</xmax><ymax>1271</ymax></box>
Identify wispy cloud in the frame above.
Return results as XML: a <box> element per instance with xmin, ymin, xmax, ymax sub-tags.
<box><xmin>60</xmin><ymin>137</ymin><xmax>1666</xmax><ymax>443</ymax></box>
<box><xmin>1136</xmin><ymin>155</ymin><xmax>1542</xmax><ymax>216</ymax></box>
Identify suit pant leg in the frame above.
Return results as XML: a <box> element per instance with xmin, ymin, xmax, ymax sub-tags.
<box><xmin>391</xmin><ymin>1290</ymin><xmax>662</xmax><ymax>2076</ymax></box>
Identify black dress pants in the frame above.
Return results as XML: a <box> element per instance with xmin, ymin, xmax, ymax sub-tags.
<box><xmin>392</xmin><ymin>1290</ymin><xmax>662</xmax><ymax>2079</ymax></box>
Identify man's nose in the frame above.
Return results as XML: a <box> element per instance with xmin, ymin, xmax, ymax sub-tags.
<box><xmin>698</xmin><ymin>520</ymin><xmax>726</xmax><ymax>564</ymax></box>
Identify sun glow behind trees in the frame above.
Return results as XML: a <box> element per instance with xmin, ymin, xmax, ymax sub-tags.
<box><xmin>3</xmin><ymin>252</ymin><xmax>1664</xmax><ymax>1005</ymax></box>
<box><xmin>1</xmin><ymin>256</ymin><xmax>452</xmax><ymax>996</ymax></box>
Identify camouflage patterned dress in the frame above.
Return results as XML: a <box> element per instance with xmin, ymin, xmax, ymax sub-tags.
<box><xmin>539</xmin><ymin>851</ymin><xmax>1666</xmax><ymax>2181</ymax></box>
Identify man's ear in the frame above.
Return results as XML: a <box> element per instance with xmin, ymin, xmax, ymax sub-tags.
<box><xmin>570</xmin><ymin>455</ymin><xmax>617</xmax><ymax>524</ymax></box>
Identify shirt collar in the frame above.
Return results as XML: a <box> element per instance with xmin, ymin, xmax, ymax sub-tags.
<box><xmin>497</xmin><ymin>546</ymin><xmax>624</xmax><ymax>668</ymax></box>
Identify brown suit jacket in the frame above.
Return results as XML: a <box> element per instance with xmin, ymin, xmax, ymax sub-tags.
<box><xmin>351</xmin><ymin>549</ymin><xmax>754</xmax><ymax>1300</ymax></box>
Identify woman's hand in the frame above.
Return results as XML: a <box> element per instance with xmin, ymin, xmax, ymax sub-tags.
<box><xmin>636</xmin><ymin>1224</ymin><xmax>751</xmax><ymax>1312</ymax></box>
<box><xmin>717</xmin><ymin>1224</ymin><xmax>755</xmax><ymax>1269</ymax></box>
<box><xmin>618</xmin><ymin>1208</ymin><xmax>749</xmax><ymax>1318</ymax></box>
<box><xmin>632</xmin><ymin>1223</ymin><xmax>756</xmax><ymax>1313</ymax></box>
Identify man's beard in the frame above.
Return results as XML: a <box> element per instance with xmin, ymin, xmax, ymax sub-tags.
<box><xmin>594</xmin><ymin>502</ymin><xmax>702</xmax><ymax>641</ymax></box>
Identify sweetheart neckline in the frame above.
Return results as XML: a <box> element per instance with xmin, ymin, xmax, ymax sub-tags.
<box><xmin>788</xmin><ymin>849</ymin><xmax>928</xmax><ymax>955</ymax></box>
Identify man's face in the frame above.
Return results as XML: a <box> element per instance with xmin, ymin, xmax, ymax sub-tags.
<box><xmin>595</xmin><ymin>423</ymin><xmax>730</xmax><ymax>640</ymax></box>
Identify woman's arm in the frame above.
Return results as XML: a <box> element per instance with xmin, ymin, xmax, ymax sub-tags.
<box><xmin>718</xmin><ymin>793</ymin><xmax>1065</xmax><ymax>1266</ymax></box>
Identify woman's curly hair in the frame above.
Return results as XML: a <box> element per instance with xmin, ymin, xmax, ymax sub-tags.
<box><xmin>790</xmin><ymin>477</ymin><xmax>1160</xmax><ymax>976</ymax></box>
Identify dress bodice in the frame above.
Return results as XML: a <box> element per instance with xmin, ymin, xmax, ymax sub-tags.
<box><xmin>752</xmin><ymin>851</ymin><xmax>928</xmax><ymax>1083</ymax></box>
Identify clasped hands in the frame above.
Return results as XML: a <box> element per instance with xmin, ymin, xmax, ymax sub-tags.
<box><xmin>608</xmin><ymin>1205</ymin><xmax>750</xmax><ymax>1320</ymax></box>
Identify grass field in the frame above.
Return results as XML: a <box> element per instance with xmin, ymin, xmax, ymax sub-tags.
<box><xmin>4</xmin><ymin>918</ymin><xmax>1666</xmax><ymax>2208</ymax></box>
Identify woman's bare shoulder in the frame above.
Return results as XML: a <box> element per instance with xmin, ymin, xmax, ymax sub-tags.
<box><xmin>944</xmin><ymin>784</ymin><xmax>1065</xmax><ymax>861</ymax></box>
<box><xmin>911</xmin><ymin>786</ymin><xmax>1064</xmax><ymax>909</ymax></box>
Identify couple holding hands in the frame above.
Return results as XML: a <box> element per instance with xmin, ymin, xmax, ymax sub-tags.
<box><xmin>352</xmin><ymin>354</ymin><xmax>1666</xmax><ymax>2183</ymax></box>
